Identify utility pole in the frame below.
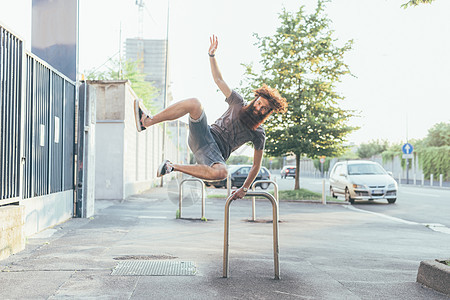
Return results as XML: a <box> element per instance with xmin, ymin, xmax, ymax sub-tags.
<box><xmin>135</xmin><ymin>0</ymin><xmax>145</xmax><ymax>72</ymax></box>
<box><xmin>160</xmin><ymin>0</ymin><xmax>170</xmax><ymax>187</ymax></box>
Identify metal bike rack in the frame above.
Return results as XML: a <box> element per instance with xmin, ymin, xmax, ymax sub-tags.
<box><xmin>251</xmin><ymin>180</ymin><xmax>279</xmax><ymax>221</ymax></box>
<box><xmin>223</xmin><ymin>191</ymin><xmax>280</xmax><ymax>279</ymax></box>
<box><xmin>179</xmin><ymin>178</ymin><xmax>206</xmax><ymax>219</ymax></box>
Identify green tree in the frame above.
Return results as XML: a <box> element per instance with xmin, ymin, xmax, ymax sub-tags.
<box><xmin>357</xmin><ymin>140</ymin><xmax>389</xmax><ymax>159</ymax></box>
<box><xmin>262</xmin><ymin>156</ymin><xmax>283</xmax><ymax>170</ymax></box>
<box><xmin>227</xmin><ymin>155</ymin><xmax>252</xmax><ymax>165</ymax></box>
<box><xmin>239</xmin><ymin>1</ymin><xmax>357</xmax><ymax>189</ymax></box>
<box><xmin>85</xmin><ymin>58</ymin><xmax>159</xmax><ymax>113</ymax></box>
<box><xmin>423</xmin><ymin>122</ymin><xmax>450</xmax><ymax>147</ymax></box>
<box><xmin>401</xmin><ymin>0</ymin><xmax>435</xmax><ymax>8</ymax></box>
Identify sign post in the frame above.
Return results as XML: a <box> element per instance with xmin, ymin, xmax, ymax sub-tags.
<box><xmin>402</xmin><ymin>143</ymin><xmax>414</xmax><ymax>184</ymax></box>
<box><xmin>319</xmin><ymin>156</ymin><xmax>326</xmax><ymax>178</ymax></box>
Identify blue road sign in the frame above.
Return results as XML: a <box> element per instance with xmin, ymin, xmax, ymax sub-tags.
<box><xmin>402</xmin><ymin>143</ymin><xmax>414</xmax><ymax>154</ymax></box>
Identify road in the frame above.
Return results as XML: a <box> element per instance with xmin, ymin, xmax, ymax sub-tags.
<box><xmin>274</xmin><ymin>174</ymin><xmax>450</xmax><ymax>229</ymax></box>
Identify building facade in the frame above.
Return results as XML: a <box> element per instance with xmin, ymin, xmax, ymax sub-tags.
<box><xmin>125</xmin><ymin>38</ymin><xmax>171</xmax><ymax>110</ymax></box>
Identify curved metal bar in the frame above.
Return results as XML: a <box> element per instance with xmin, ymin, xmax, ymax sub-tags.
<box><xmin>223</xmin><ymin>191</ymin><xmax>280</xmax><ymax>280</ymax></box>
<box><xmin>251</xmin><ymin>180</ymin><xmax>279</xmax><ymax>221</ymax></box>
<box><xmin>178</xmin><ymin>178</ymin><xmax>206</xmax><ymax>219</ymax></box>
<box><xmin>226</xmin><ymin>173</ymin><xmax>231</xmax><ymax>198</ymax></box>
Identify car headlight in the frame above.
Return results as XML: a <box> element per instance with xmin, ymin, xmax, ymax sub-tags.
<box><xmin>352</xmin><ymin>184</ymin><xmax>365</xmax><ymax>189</ymax></box>
<box><xmin>388</xmin><ymin>183</ymin><xmax>397</xmax><ymax>189</ymax></box>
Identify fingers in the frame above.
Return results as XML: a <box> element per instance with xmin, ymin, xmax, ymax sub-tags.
<box><xmin>209</xmin><ymin>35</ymin><xmax>218</xmax><ymax>55</ymax></box>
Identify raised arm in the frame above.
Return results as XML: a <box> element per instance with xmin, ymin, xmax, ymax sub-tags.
<box><xmin>208</xmin><ymin>35</ymin><xmax>232</xmax><ymax>98</ymax></box>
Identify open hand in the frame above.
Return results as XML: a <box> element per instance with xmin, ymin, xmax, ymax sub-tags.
<box><xmin>209</xmin><ymin>35</ymin><xmax>218</xmax><ymax>56</ymax></box>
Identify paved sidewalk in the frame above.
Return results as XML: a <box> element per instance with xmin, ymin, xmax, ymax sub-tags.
<box><xmin>0</xmin><ymin>184</ymin><xmax>449</xmax><ymax>299</ymax></box>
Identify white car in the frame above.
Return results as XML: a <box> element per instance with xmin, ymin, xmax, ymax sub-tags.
<box><xmin>329</xmin><ymin>160</ymin><xmax>398</xmax><ymax>204</ymax></box>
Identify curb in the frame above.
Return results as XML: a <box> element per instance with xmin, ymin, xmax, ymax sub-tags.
<box><xmin>416</xmin><ymin>259</ymin><xmax>450</xmax><ymax>296</ymax></box>
<box><xmin>281</xmin><ymin>199</ymin><xmax>349</xmax><ymax>205</ymax></box>
<box><xmin>206</xmin><ymin>197</ymin><xmax>349</xmax><ymax>205</ymax></box>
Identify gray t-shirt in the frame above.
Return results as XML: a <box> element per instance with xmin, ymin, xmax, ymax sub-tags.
<box><xmin>210</xmin><ymin>90</ymin><xmax>265</xmax><ymax>161</ymax></box>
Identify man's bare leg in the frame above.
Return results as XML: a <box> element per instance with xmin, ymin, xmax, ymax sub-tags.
<box><xmin>142</xmin><ymin>98</ymin><xmax>203</xmax><ymax>128</ymax></box>
<box><xmin>148</xmin><ymin>98</ymin><xmax>227</xmax><ymax>180</ymax></box>
<box><xmin>171</xmin><ymin>163</ymin><xmax>228</xmax><ymax>181</ymax></box>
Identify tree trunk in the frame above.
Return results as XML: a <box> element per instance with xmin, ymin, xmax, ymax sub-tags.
<box><xmin>294</xmin><ymin>154</ymin><xmax>301</xmax><ymax>190</ymax></box>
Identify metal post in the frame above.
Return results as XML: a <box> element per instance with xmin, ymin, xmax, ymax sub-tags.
<box><xmin>178</xmin><ymin>178</ymin><xmax>205</xmax><ymax>219</ymax></box>
<box><xmin>421</xmin><ymin>174</ymin><xmax>424</xmax><ymax>186</ymax></box>
<box><xmin>251</xmin><ymin>189</ymin><xmax>256</xmax><ymax>221</ymax></box>
<box><xmin>439</xmin><ymin>174</ymin><xmax>443</xmax><ymax>188</ymax></box>
<box><xmin>322</xmin><ymin>179</ymin><xmax>326</xmax><ymax>205</ymax></box>
<box><xmin>406</xmin><ymin>158</ymin><xmax>409</xmax><ymax>185</ymax></box>
<box><xmin>226</xmin><ymin>173</ymin><xmax>231</xmax><ymax>198</ymax></box>
<box><xmin>223</xmin><ymin>191</ymin><xmax>280</xmax><ymax>279</ymax></box>
<box><xmin>430</xmin><ymin>174</ymin><xmax>434</xmax><ymax>187</ymax></box>
<box><xmin>413</xmin><ymin>173</ymin><xmax>416</xmax><ymax>185</ymax></box>
<box><xmin>250</xmin><ymin>180</ymin><xmax>279</xmax><ymax>221</ymax></box>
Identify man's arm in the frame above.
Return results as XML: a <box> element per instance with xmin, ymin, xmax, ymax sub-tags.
<box><xmin>208</xmin><ymin>35</ymin><xmax>232</xmax><ymax>98</ymax></box>
<box><xmin>230</xmin><ymin>149</ymin><xmax>264</xmax><ymax>200</ymax></box>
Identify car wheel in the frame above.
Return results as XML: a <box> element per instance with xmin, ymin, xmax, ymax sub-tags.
<box><xmin>260</xmin><ymin>182</ymin><xmax>269</xmax><ymax>190</ymax></box>
<box><xmin>330</xmin><ymin>186</ymin><xmax>337</xmax><ymax>199</ymax></box>
<box><xmin>345</xmin><ymin>188</ymin><xmax>354</xmax><ymax>204</ymax></box>
<box><xmin>214</xmin><ymin>184</ymin><xmax>223</xmax><ymax>189</ymax></box>
<box><xmin>387</xmin><ymin>198</ymin><xmax>397</xmax><ymax>204</ymax></box>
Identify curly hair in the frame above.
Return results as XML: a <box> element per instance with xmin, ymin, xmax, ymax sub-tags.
<box><xmin>254</xmin><ymin>84</ymin><xmax>288</xmax><ymax>113</ymax></box>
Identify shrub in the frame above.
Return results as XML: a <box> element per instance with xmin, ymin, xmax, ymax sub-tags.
<box><xmin>417</xmin><ymin>146</ymin><xmax>450</xmax><ymax>181</ymax></box>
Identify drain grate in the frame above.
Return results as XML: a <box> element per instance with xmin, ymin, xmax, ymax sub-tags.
<box><xmin>113</xmin><ymin>255</ymin><xmax>177</xmax><ymax>260</ymax></box>
<box><xmin>111</xmin><ymin>260</ymin><xmax>196</xmax><ymax>276</ymax></box>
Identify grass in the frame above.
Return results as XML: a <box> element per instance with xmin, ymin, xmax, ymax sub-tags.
<box><xmin>207</xmin><ymin>188</ymin><xmax>343</xmax><ymax>202</ymax></box>
<box><xmin>278</xmin><ymin>189</ymin><xmax>337</xmax><ymax>202</ymax></box>
<box><xmin>207</xmin><ymin>194</ymin><xmax>228</xmax><ymax>198</ymax></box>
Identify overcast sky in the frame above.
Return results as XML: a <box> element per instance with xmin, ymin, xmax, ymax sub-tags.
<box><xmin>1</xmin><ymin>0</ymin><xmax>449</xmax><ymax>147</ymax></box>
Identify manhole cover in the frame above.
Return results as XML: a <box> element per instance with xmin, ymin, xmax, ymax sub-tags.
<box><xmin>111</xmin><ymin>260</ymin><xmax>196</xmax><ymax>276</ymax></box>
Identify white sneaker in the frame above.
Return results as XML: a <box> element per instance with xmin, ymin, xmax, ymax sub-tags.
<box><xmin>157</xmin><ymin>160</ymin><xmax>173</xmax><ymax>177</ymax></box>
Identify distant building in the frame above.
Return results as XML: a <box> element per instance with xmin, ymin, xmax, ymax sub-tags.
<box><xmin>125</xmin><ymin>38</ymin><xmax>171</xmax><ymax>109</ymax></box>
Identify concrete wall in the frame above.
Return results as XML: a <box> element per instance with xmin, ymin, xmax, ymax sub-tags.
<box><xmin>83</xmin><ymin>84</ymin><xmax>97</xmax><ymax>218</ymax></box>
<box><xmin>91</xmin><ymin>80</ymin><xmax>184</xmax><ymax>200</ymax></box>
<box><xmin>0</xmin><ymin>206</ymin><xmax>25</xmax><ymax>260</ymax></box>
<box><xmin>95</xmin><ymin>122</ymin><xmax>125</xmax><ymax>199</ymax></box>
<box><xmin>21</xmin><ymin>190</ymin><xmax>73</xmax><ymax>237</ymax></box>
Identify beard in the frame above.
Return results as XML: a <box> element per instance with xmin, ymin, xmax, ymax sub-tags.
<box><xmin>238</xmin><ymin>101</ymin><xmax>271</xmax><ymax>131</ymax></box>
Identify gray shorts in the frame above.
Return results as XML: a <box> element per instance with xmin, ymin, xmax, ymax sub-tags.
<box><xmin>188</xmin><ymin>111</ymin><xmax>226</xmax><ymax>167</ymax></box>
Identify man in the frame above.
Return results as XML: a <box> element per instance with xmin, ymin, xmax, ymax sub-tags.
<box><xmin>134</xmin><ymin>35</ymin><xmax>287</xmax><ymax>200</ymax></box>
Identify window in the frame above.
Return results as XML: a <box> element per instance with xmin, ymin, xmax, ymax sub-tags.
<box><xmin>238</xmin><ymin>167</ymin><xmax>250</xmax><ymax>175</ymax></box>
